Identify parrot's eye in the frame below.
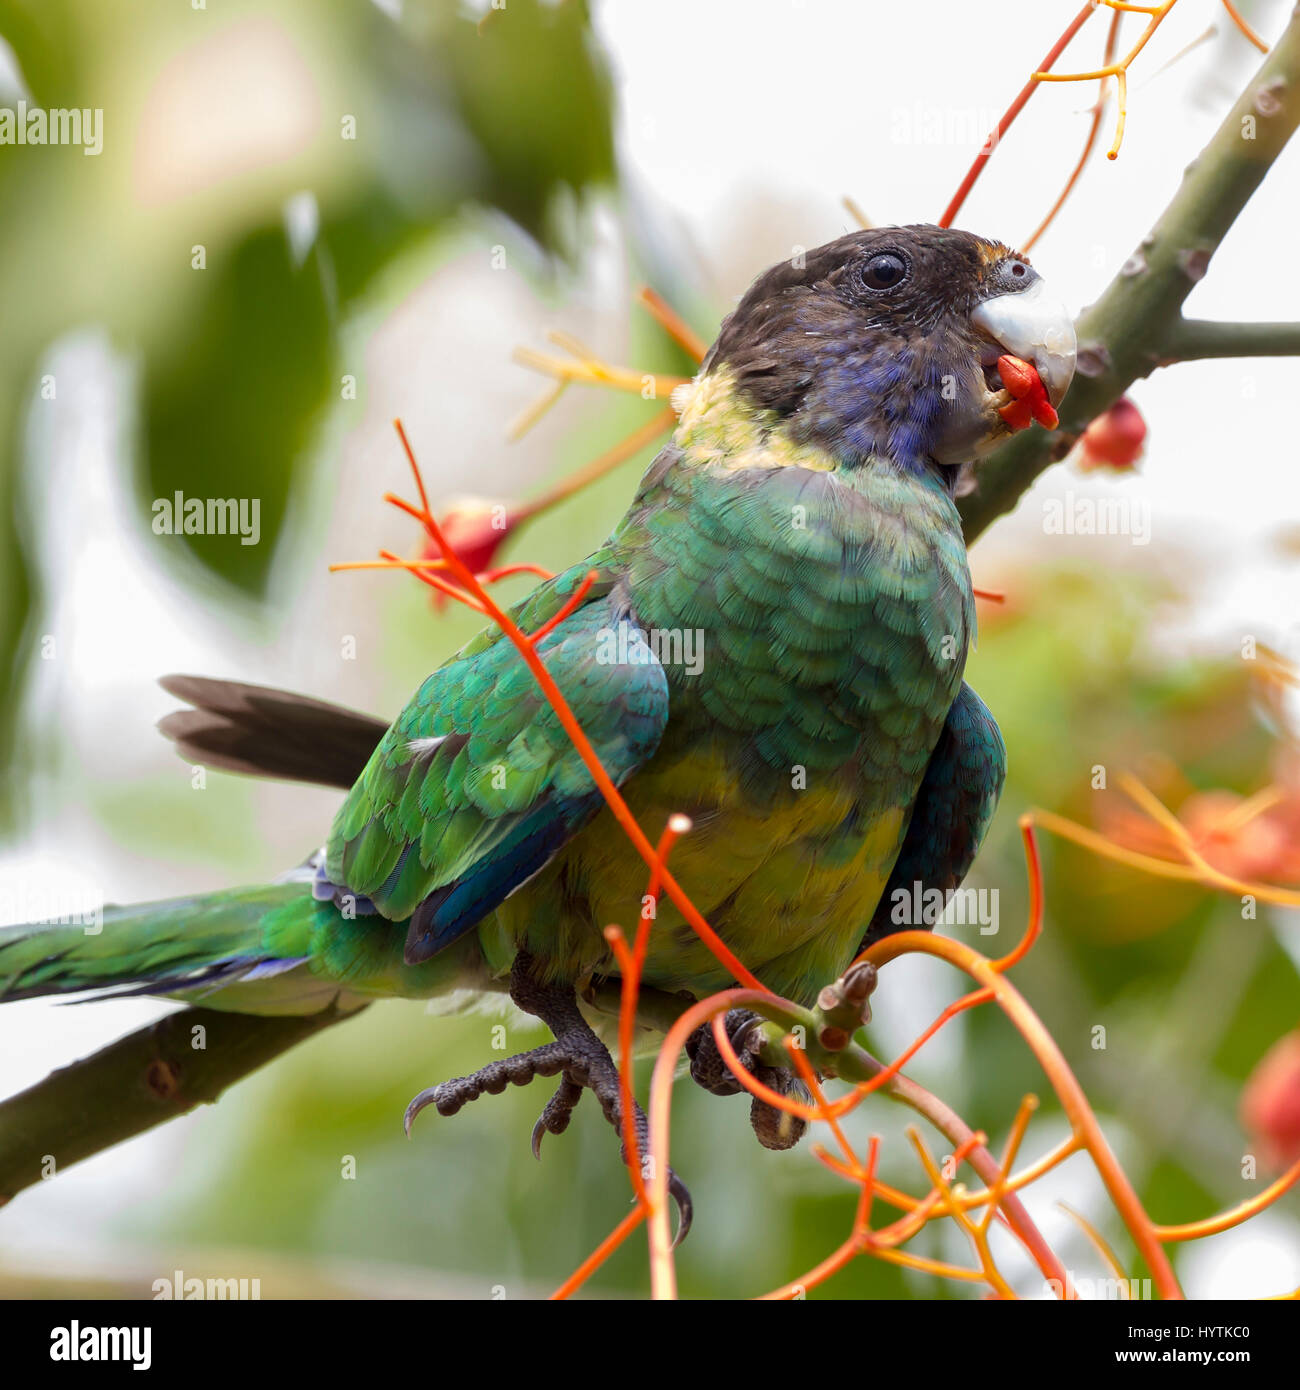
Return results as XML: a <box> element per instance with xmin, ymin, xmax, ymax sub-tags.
<box><xmin>996</xmin><ymin>256</ymin><xmax>1036</xmax><ymax>291</ymax></box>
<box><xmin>859</xmin><ymin>252</ymin><xmax>908</xmax><ymax>292</ymax></box>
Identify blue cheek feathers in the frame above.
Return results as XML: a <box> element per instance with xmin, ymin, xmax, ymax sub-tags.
<box><xmin>799</xmin><ymin>345</ymin><xmax>954</xmax><ymax>471</ymax></box>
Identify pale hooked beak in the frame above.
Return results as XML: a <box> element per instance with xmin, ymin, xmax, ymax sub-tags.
<box><xmin>971</xmin><ymin>278</ymin><xmax>1077</xmax><ymax>407</ymax></box>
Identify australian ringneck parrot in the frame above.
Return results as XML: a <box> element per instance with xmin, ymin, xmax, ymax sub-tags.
<box><xmin>1</xmin><ymin>226</ymin><xmax>1075</xmax><ymax>1213</ymax></box>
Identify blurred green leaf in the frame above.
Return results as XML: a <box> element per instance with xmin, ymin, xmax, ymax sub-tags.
<box><xmin>0</xmin><ymin>0</ymin><xmax>619</xmax><ymax>818</ymax></box>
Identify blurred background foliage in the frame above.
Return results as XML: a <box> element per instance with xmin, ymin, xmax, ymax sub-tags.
<box><xmin>0</xmin><ymin>0</ymin><xmax>616</xmax><ymax>815</ymax></box>
<box><xmin>1</xmin><ymin>0</ymin><xmax>1297</xmax><ymax>1299</ymax></box>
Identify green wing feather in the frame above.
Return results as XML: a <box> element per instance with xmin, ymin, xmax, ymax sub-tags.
<box><xmin>324</xmin><ymin>565</ymin><xmax>669</xmax><ymax>960</ymax></box>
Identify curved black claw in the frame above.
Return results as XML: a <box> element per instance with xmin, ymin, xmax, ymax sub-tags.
<box><xmin>531</xmin><ymin>1074</ymin><xmax>584</xmax><ymax>1158</ymax></box>
<box><xmin>403</xmin><ymin>1038</ymin><xmax>571</xmax><ymax>1135</ymax></box>
<box><xmin>404</xmin><ymin>1085</ymin><xmax>439</xmax><ymax>1137</ymax></box>
<box><xmin>667</xmin><ymin>1169</ymin><xmax>694</xmax><ymax>1248</ymax></box>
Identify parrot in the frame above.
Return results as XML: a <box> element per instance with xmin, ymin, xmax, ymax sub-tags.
<box><xmin>0</xmin><ymin>225</ymin><xmax>1075</xmax><ymax>1233</ymax></box>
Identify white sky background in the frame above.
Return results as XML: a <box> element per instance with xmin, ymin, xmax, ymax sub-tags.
<box><xmin>1</xmin><ymin>0</ymin><xmax>1298</xmax><ymax>1295</ymax></box>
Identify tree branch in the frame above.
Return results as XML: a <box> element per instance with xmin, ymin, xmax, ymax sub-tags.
<box><xmin>0</xmin><ymin>1004</ymin><xmax>357</xmax><ymax>1204</ymax></box>
<box><xmin>960</xmin><ymin>9</ymin><xmax>1300</xmax><ymax>543</ymax></box>
<box><xmin>1163</xmin><ymin>317</ymin><xmax>1300</xmax><ymax>361</ymax></box>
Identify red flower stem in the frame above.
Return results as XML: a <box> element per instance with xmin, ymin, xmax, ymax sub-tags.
<box><xmin>939</xmin><ymin>3</ymin><xmax>1097</xmax><ymax>228</ymax></box>
<box><xmin>1023</xmin><ymin>4</ymin><xmax>1124</xmax><ymax>250</ymax></box>
<box><xmin>520</xmin><ymin>407</ymin><xmax>679</xmax><ymax>520</ymax></box>
<box><xmin>526</xmin><ymin>569</ymin><xmax>597</xmax><ymax>646</ymax></box>
<box><xmin>550</xmin><ymin>1206</ymin><xmax>647</xmax><ymax>1300</ymax></box>
<box><xmin>377</xmin><ymin>549</ymin><xmax>488</xmax><ymax>612</ymax></box>
<box><xmin>867</xmin><ymin>928</ymin><xmax>1183</xmax><ymax>1298</ymax></box>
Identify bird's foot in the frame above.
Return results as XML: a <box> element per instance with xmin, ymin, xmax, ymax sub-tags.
<box><xmin>403</xmin><ymin>1038</ymin><xmax>577</xmax><ymax>1129</ymax></box>
<box><xmin>404</xmin><ymin>952</ymin><xmax>693</xmax><ymax>1244</ymax></box>
<box><xmin>685</xmin><ymin>1008</ymin><xmax>811</xmax><ymax>1152</ymax></box>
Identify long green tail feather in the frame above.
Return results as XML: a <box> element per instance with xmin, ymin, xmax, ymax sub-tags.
<box><xmin>0</xmin><ymin>881</ymin><xmax>495</xmax><ymax>1016</ymax></box>
<box><xmin>0</xmin><ymin>884</ymin><xmax>310</xmax><ymax>1009</ymax></box>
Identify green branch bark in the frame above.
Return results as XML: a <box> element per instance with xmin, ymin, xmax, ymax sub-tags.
<box><xmin>1164</xmin><ymin>318</ymin><xmax>1300</xmax><ymax>361</ymax></box>
<box><xmin>2</xmin><ymin>10</ymin><xmax>1299</xmax><ymax>1210</ymax></box>
<box><xmin>960</xmin><ymin>9</ymin><xmax>1300</xmax><ymax>543</ymax></box>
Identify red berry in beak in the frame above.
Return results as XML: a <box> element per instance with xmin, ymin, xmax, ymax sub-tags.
<box><xmin>995</xmin><ymin>353</ymin><xmax>1059</xmax><ymax>432</ymax></box>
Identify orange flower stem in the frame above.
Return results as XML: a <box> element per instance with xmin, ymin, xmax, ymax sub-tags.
<box><xmin>822</xmin><ymin>1130</ymin><xmax>1078</xmax><ymax>1220</ymax></box>
<box><xmin>1060</xmin><ymin>1200</ymin><xmax>1135</xmax><ymax>1292</ymax></box>
<box><xmin>992</xmin><ymin>818</ymin><xmax>1044</xmax><ymax>971</ymax></box>
<box><xmin>967</xmin><ymin>1134</ymin><xmax>1082</xmax><ymax>1214</ymax></box>
<box><xmin>647</xmin><ymin>989</ymin><xmax>775</xmax><ymax>1297</ymax></box>
<box><xmin>1222</xmin><ymin>0</ymin><xmax>1270</xmax><ymax>53</ymax></box>
<box><xmin>387</xmin><ymin>488</ymin><xmax>430</xmax><ymax>528</ymax></box>
<box><xmin>1154</xmin><ymin>1154</ymin><xmax>1300</xmax><ymax>1242</ymax></box>
<box><xmin>757</xmin><ymin>1139</ymin><xmax>883</xmax><ymax>1299</ymax></box>
<box><xmin>979</xmin><ymin>1094</ymin><xmax>1040</xmax><ymax>1233</ymax></box>
<box><xmin>708</xmin><ymin>974</ymin><xmax>996</xmax><ymax>1127</ymax></box>
<box><xmin>865</xmin><ymin>928</ymin><xmax>1184</xmax><ymax>1299</ymax></box>
<box><xmin>909</xmin><ymin>1127</ymin><xmax>1015</xmax><ymax>1298</ymax></box>
<box><xmin>1034</xmin><ymin>0</ymin><xmax>1179</xmax><ymax>160</ymax></box>
<box><xmin>757</xmin><ymin>1235</ymin><xmax>859</xmax><ymax>1300</ymax></box>
<box><xmin>605</xmin><ymin>927</ymin><xmax>651</xmax><ymax>1209</ymax></box>
<box><xmin>785</xmin><ymin>1035</ymin><xmax>861</xmax><ymax>1173</ymax></box>
<box><xmin>939</xmin><ymin>3</ymin><xmax>1097</xmax><ymax>227</ymax></box>
<box><xmin>866</xmin><ymin>1246</ymin><xmax>988</xmax><ymax>1283</ymax></box>
<box><xmin>604</xmin><ymin>816</ymin><xmax>693</xmax><ymax>1221</ymax></box>
<box><xmin>521</xmin><ymin>407</ymin><xmax>678</xmax><ymax>517</ymax></box>
<box><xmin>513</xmin><ymin>344</ymin><xmax>687</xmax><ymax>399</ymax></box>
<box><xmin>637</xmin><ymin>286</ymin><xmax>708</xmax><ymax>364</ymax></box>
<box><xmin>852</xmin><ymin>1135</ymin><xmax>881</xmax><ymax>1233</ymax></box>
<box><xmin>1218</xmin><ymin>785</ymin><xmax>1285</xmax><ymax>834</ymax></box>
<box><xmin>701</xmin><ymin>969</ymin><xmax>1071</xmax><ymax>1291</ymax></box>
<box><xmin>331</xmin><ymin>558</ymin><xmax>555</xmax><ymax>587</ymax></box>
<box><xmin>1023</xmin><ymin>4</ymin><xmax>1123</xmax><ymax>251</ymax></box>
<box><xmin>475</xmin><ymin>563</ymin><xmax>556</xmax><ymax>583</ymax></box>
<box><xmin>634</xmin><ymin>814</ymin><xmax>691</xmax><ymax>973</ymax></box>
<box><xmin>527</xmin><ymin>569</ymin><xmax>597</xmax><ymax>647</ymax></box>
<box><xmin>508</xmin><ymin>376</ymin><xmax>570</xmax><ymax>441</ymax></box>
<box><xmin>871</xmin><ymin>1057</ymin><xmax>1075</xmax><ymax>1297</ymax></box>
<box><xmin>550</xmin><ymin>1206</ymin><xmax>647</xmax><ymax>1300</ymax></box>
<box><xmin>710</xmin><ymin>1012</ymin><xmax>823</xmax><ymax>1120</ymax></box>
<box><xmin>1028</xmin><ymin>807</ymin><xmax>1205</xmax><ymax>881</ymax></box>
<box><xmin>1118</xmin><ymin>774</ymin><xmax>1300</xmax><ymax>907</ymax></box>
<box><xmin>376</xmin><ymin>549</ymin><xmax>489</xmax><ymax>613</ymax></box>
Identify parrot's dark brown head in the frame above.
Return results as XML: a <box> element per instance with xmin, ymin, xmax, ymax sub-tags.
<box><xmin>702</xmin><ymin>224</ymin><xmax>1076</xmax><ymax>470</ymax></box>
